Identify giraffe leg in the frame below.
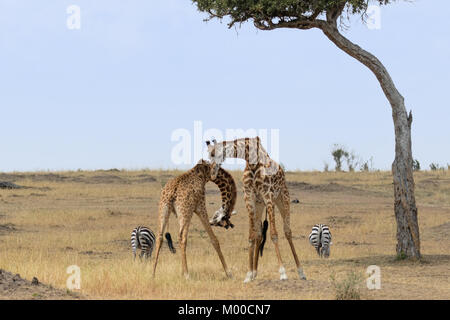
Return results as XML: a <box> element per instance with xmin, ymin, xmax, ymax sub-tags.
<box><xmin>252</xmin><ymin>200</ymin><xmax>265</xmax><ymax>279</ymax></box>
<box><xmin>178</xmin><ymin>207</ymin><xmax>192</xmax><ymax>279</ymax></box>
<box><xmin>152</xmin><ymin>204</ymin><xmax>170</xmax><ymax>277</ymax></box>
<box><xmin>243</xmin><ymin>187</ymin><xmax>257</xmax><ymax>283</ymax></box>
<box><xmin>266</xmin><ymin>199</ymin><xmax>288</xmax><ymax>281</ymax></box>
<box><xmin>196</xmin><ymin>202</ymin><xmax>232</xmax><ymax>279</ymax></box>
<box><xmin>275</xmin><ymin>193</ymin><xmax>307</xmax><ymax>280</ymax></box>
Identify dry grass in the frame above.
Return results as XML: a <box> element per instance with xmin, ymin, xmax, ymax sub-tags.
<box><xmin>0</xmin><ymin>169</ymin><xmax>449</xmax><ymax>299</ymax></box>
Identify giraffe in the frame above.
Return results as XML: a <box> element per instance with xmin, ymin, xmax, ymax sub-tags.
<box><xmin>152</xmin><ymin>159</ymin><xmax>233</xmax><ymax>279</ymax></box>
<box><xmin>209</xmin><ymin>166</ymin><xmax>237</xmax><ymax>229</ymax></box>
<box><xmin>206</xmin><ymin>137</ymin><xmax>307</xmax><ymax>283</ymax></box>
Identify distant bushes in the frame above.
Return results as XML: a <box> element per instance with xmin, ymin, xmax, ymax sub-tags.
<box><xmin>326</xmin><ymin>144</ymin><xmax>448</xmax><ymax>173</ymax></box>
<box><xmin>429</xmin><ymin>163</ymin><xmax>449</xmax><ymax>171</ymax></box>
<box><xmin>412</xmin><ymin>159</ymin><xmax>421</xmax><ymax>171</ymax></box>
<box><xmin>329</xmin><ymin>144</ymin><xmax>374</xmax><ymax>172</ymax></box>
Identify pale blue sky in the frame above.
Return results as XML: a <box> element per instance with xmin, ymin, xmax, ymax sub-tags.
<box><xmin>0</xmin><ymin>0</ymin><xmax>449</xmax><ymax>172</ymax></box>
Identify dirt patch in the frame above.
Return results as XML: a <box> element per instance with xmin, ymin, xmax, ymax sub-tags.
<box><xmin>0</xmin><ymin>172</ymin><xmax>146</xmax><ymax>185</ymax></box>
<box><xmin>287</xmin><ymin>181</ymin><xmax>383</xmax><ymax>197</ymax></box>
<box><xmin>135</xmin><ymin>174</ymin><xmax>157</xmax><ymax>183</ymax></box>
<box><xmin>326</xmin><ymin>215</ymin><xmax>361</xmax><ymax>227</ymax></box>
<box><xmin>106</xmin><ymin>209</ymin><xmax>131</xmax><ymax>217</ymax></box>
<box><xmin>111</xmin><ymin>239</ymin><xmax>129</xmax><ymax>249</ymax></box>
<box><xmin>341</xmin><ymin>241</ymin><xmax>374</xmax><ymax>246</ymax></box>
<box><xmin>0</xmin><ymin>269</ymin><xmax>81</xmax><ymax>300</ymax></box>
<box><xmin>256</xmin><ymin>278</ymin><xmax>332</xmax><ymax>295</ymax></box>
<box><xmin>0</xmin><ymin>182</ymin><xmax>25</xmax><ymax>189</ymax></box>
<box><xmin>430</xmin><ymin>222</ymin><xmax>450</xmax><ymax>239</ymax></box>
<box><xmin>0</xmin><ymin>223</ymin><xmax>18</xmax><ymax>235</ymax></box>
<box><xmin>88</xmin><ymin>175</ymin><xmax>126</xmax><ymax>184</ymax></box>
<box><xmin>79</xmin><ymin>251</ymin><xmax>113</xmax><ymax>259</ymax></box>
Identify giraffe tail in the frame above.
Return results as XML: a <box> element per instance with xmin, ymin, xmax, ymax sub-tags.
<box><xmin>259</xmin><ymin>219</ymin><xmax>269</xmax><ymax>257</ymax></box>
<box><xmin>165</xmin><ymin>232</ymin><xmax>176</xmax><ymax>254</ymax></box>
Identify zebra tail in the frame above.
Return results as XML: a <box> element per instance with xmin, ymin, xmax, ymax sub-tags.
<box><xmin>259</xmin><ymin>219</ymin><xmax>269</xmax><ymax>257</ymax></box>
<box><xmin>165</xmin><ymin>232</ymin><xmax>176</xmax><ymax>254</ymax></box>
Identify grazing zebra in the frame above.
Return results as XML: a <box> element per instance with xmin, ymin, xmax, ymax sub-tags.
<box><xmin>131</xmin><ymin>226</ymin><xmax>176</xmax><ymax>260</ymax></box>
<box><xmin>308</xmin><ymin>224</ymin><xmax>332</xmax><ymax>258</ymax></box>
<box><xmin>131</xmin><ymin>226</ymin><xmax>156</xmax><ymax>260</ymax></box>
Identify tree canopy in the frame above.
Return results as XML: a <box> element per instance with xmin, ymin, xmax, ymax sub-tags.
<box><xmin>191</xmin><ymin>0</ymin><xmax>421</xmax><ymax>259</ymax></box>
<box><xmin>192</xmin><ymin>0</ymin><xmax>394</xmax><ymax>29</ymax></box>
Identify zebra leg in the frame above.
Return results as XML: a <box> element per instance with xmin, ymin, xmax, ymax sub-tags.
<box><xmin>148</xmin><ymin>246</ymin><xmax>154</xmax><ymax>259</ymax></box>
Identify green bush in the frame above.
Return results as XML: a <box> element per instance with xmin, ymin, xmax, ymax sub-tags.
<box><xmin>412</xmin><ymin>159</ymin><xmax>420</xmax><ymax>171</ymax></box>
<box><xmin>330</xmin><ymin>271</ymin><xmax>363</xmax><ymax>300</ymax></box>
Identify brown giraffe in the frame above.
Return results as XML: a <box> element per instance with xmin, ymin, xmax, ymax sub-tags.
<box><xmin>206</xmin><ymin>137</ymin><xmax>307</xmax><ymax>283</ymax></box>
<box><xmin>209</xmin><ymin>167</ymin><xmax>237</xmax><ymax>229</ymax></box>
<box><xmin>152</xmin><ymin>159</ymin><xmax>234</xmax><ymax>279</ymax></box>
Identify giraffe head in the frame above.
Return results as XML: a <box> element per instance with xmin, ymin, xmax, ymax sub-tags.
<box><xmin>193</xmin><ymin>159</ymin><xmax>214</xmax><ymax>181</ymax></box>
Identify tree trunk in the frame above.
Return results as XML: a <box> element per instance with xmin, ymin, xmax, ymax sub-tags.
<box><xmin>318</xmin><ymin>21</ymin><xmax>421</xmax><ymax>258</ymax></box>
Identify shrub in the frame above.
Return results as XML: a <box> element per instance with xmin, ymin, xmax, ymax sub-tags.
<box><xmin>331</xmin><ymin>144</ymin><xmax>349</xmax><ymax>172</ymax></box>
<box><xmin>360</xmin><ymin>156</ymin><xmax>374</xmax><ymax>172</ymax></box>
<box><xmin>330</xmin><ymin>271</ymin><xmax>363</xmax><ymax>300</ymax></box>
<box><xmin>345</xmin><ymin>151</ymin><xmax>358</xmax><ymax>172</ymax></box>
<box><xmin>430</xmin><ymin>163</ymin><xmax>442</xmax><ymax>171</ymax></box>
<box><xmin>412</xmin><ymin>159</ymin><xmax>420</xmax><ymax>171</ymax></box>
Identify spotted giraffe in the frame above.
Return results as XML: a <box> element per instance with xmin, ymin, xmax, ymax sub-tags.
<box><xmin>210</xmin><ymin>167</ymin><xmax>237</xmax><ymax>229</ymax></box>
<box><xmin>206</xmin><ymin>137</ymin><xmax>307</xmax><ymax>283</ymax></box>
<box><xmin>152</xmin><ymin>159</ymin><xmax>233</xmax><ymax>279</ymax></box>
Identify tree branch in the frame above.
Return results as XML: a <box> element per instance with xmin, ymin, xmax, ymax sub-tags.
<box><xmin>314</xmin><ymin>18</ymin><xmax>404</xmax><ymax>108</ymax></box>
<box><xmin>254</xmin><ymin>17</ymin><xmax>321</xmax><ymax>31</ymax></box>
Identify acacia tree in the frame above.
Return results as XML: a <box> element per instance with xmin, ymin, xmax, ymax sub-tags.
<box><xmin>192</xmin><ymin>0</ymin><xmax>421</xmax><ymax>258</ymax></box>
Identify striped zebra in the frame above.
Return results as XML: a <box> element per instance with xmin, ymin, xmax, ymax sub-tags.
<box><xmin>131</xmin><ymin>226</ymin><xmax>176</xmax><ymax>260</ymax></box>
<box><xmin>308</xmin><ymin>224</ymin><xmax>332</xmax><ymax>258</ymax></box>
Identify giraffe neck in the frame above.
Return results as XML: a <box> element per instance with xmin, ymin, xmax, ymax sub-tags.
<box><xmin>213</xmin><ymin>137</ymin><xmax>271</xmax><ymax>166</ymax></box>
<box><xmin>212</xmin><ymin>168</ymin><xmax>236</xmax><ymax>217</ymax></box>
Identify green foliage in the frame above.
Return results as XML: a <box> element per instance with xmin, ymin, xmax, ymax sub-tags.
<box><xmin>412</xmin><ymin>159</ymin><xmax>420</xmax><ymax>171</ymax></box>
<box><xmin>360</xmin><ymin>156</ymin><xmax>374</xmax><ymax>172</ymax></box>
<box><xmin>331</xmin><ymin>144</ymin><xmax>349</xmax><ymax>172</ymax></box>
<box><xmin>345</xmin><ymin>150</ymin><xmax>358</xmax><ymax>172</ymax></box>
<box><xmin>396</xmin><ymin>251</ymin><xmax>407</xmax><ymax>260</ymax></box>
<box><xmin>193</xmin><ymin>0</ymin><xmax>395</xmax><ymax>27</ymax></box>
<box><xmin>330</xmin><ymin>271</ymin><xmax>363</xmax><ymax>300</ymax></box>
<box><xmin>429</xmin><ymin>163</ymin><xmax>443</xmax><ymax>171</ymax></box>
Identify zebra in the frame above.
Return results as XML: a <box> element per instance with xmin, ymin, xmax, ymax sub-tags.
<box><xmin>308</xmin><ymin>224</ymin><xmax>332</xmax><ymax>258</ymax></box>
<box><xmin>131</xmin><ymin>226</ymin><xmax>176</xmax><ymax>260</ymax></box>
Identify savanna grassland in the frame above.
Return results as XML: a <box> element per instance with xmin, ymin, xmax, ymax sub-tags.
<box><xmin>0</xmin><ymin>169</ymin><xmax>449</xmax><ymax>300</ymax></box>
